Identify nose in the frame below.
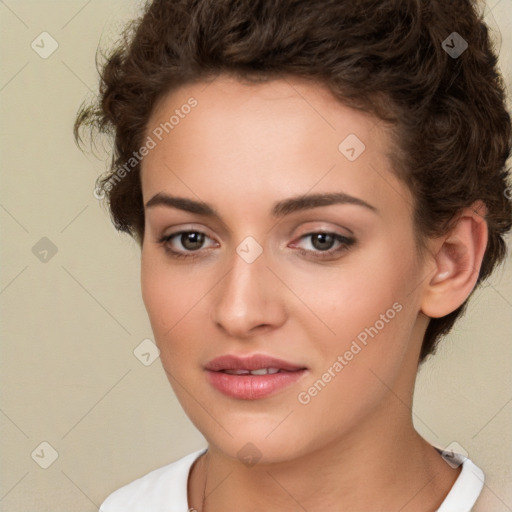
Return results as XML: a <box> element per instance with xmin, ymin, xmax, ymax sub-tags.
<box><xmin>210</xmin><ymin>246</ymin><xmax>287</xmax><ymax>339</ymax></box>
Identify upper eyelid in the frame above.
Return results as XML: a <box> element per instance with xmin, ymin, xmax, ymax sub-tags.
<box><xmin>161</xmin><ymin>219</ymin><xmax>353</xmax><ymax>237</ymax></box>
<box><xmin>162</xmin><ymin>227</ymin><xmax>351</xmax><ymax>239</ymax></box>
<box><xmin>161</xmin><ymin>224</ymin><xmax>216</xmax><ymax>239</ymax></box>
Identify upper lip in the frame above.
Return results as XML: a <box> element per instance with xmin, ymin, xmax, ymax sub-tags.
<box><xmin>205</xmin><ymin>354</ymin><xmax>307</xmax><ymax>372</ymax></box>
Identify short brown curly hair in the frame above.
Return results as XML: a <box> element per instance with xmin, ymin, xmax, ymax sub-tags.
<box><xmin>75</xmin><ymin>0</ymin><xmax>512</xmax><ymax>362</ymax></box>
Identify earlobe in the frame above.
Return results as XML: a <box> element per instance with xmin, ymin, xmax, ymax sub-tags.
<box><xmin>421</xmin><ymin>201</ymin><xmax>488</xmax><ymax>318</ymax></box>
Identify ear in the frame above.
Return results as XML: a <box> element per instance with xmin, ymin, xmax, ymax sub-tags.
<box><xmin>420</xmin><ymin>201</ymin><xmax>488</xmax><ymax>318</ymax></box>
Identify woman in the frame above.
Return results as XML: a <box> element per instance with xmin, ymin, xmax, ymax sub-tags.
<box><xmin>75</xmin><ymin>0</ymin><xmax>511</xmax><ymax>510</ymax></box>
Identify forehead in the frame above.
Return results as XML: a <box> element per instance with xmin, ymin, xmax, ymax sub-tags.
<box><xmin>144</xmin><ymin>74</ymin><xmax>386</xmax><ymax>155</ymax></box>
<box><xmin>140</xmin><ymin>75</ymin><xmax>411</xmax><ymax>218</ymax></box>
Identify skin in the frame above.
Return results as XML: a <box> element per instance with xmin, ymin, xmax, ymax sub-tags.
<box><xmin>139</xmin><ymin>75</ymin><xmax>488</xmax><ymax>511</ymax></box>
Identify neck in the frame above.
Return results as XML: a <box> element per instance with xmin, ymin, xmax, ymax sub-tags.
<box><xmin>190</xmin><ymin>398</ymin><xmax>460</xmax><ymax>512</ymax></box>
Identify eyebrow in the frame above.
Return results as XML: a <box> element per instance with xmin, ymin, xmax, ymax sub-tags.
<box><xmin>144</xmin><ymin>192</ymin><xmax>378</xmax><ymax>217</ymax></box>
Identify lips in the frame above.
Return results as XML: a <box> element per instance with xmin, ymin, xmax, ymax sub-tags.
<box><xmin>204</xmin><ymin>354</ymin><xmax>307</xmax><ymax>400</ymax></box>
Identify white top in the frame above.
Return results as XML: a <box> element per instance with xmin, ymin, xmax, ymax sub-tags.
<box><xmin>99</xmin><ymin>448</ymin><xmax>484</xmax><ymax>512</ymax></box>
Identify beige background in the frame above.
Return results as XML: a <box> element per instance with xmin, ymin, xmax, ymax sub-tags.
<box><xmin>0</xmin><ymin>1</ymin><xmax>511</xmax><ymax>511</ymax></box>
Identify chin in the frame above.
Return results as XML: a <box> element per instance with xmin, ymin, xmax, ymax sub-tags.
<box><xmin>192</xmin><ymin>412</ymin><xmax>317</xmax><ymax>466</ymax></box>
<box><xmin>211</xmin><ymin>435</ymin><xmax>310</xmax><ymax>466</ymax></box>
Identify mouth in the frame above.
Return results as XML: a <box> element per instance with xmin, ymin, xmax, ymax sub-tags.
<box><xmin>222</xmin><ymin>368</ymin><xmax>286</xmax><ymax>375</ymax></box>
<box><xmin>204</xmin><ymin>354</ymin><xmax>308</xmax><ymax>400</ymax></box>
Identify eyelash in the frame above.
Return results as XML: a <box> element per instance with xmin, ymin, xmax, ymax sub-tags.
<box><xmin>157</xmin><ymin>230</ymin><xmax>355</xmax><ymax>261</ymax></box>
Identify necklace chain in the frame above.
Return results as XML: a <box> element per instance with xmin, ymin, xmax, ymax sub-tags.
<box><xmin>200</xmin><ymin>449</ymin><xmax>209</xmax><ymax>512</ymax></box>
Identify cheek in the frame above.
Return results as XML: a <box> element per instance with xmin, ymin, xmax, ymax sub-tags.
<box><xmin>141</xmin><ymin>253</ymin><xmax>198</xmax><ymax>339</ymax></box>
<box><xmin>286</xmin><ymin>237</ymin><xmax>417</xmax><ymax>336</ymax></box>
<box><xmin>290</xmin><ymin>274</ymin><xmax>418</xmax><ymax>442</ymax></box>
<box><xmin>140</xmin><ymin>250</ymin><xmax>216</xmax><ymax>378</ymax></box>
<box><xmin>289</xmin><ymin>237</ymin><xmax>421</xmax><ymax>381</ymax></box>
<box><xmin>141</xmin><ymin>256</ymin><xmax>171</xmax><ymax>332</ymax></box>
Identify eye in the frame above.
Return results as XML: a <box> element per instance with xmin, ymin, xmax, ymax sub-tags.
<box><xmin>290</xmin><ymin>232</ymin><xmax>355</xmax><ymax>260</ymax></box>
<box><xmin>157</xmin><ymin>229</ymin><xmax>355</xmax><ymax>261</ymax></box>
<box><xmin>157</xmin><ymin>230</ymin><xmax>218</xmax><ymax>259</ymax></box>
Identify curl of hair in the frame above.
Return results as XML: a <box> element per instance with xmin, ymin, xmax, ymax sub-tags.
<box><xmin>75</xmin><ymin>0</ymin><xmax>512</xmax><ymax>362</ymax></box>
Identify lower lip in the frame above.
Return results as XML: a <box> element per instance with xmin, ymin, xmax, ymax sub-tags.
<box><xmin>206</xmin><ymin>369</ymin><xmax>307</xmax><ymax>400</ymax></box>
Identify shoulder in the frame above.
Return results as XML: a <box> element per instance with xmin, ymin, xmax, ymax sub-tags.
<box><xmin>99</xmin><ymin>449</ymin><xmax>206</xmax><ymax>512</ymax></box>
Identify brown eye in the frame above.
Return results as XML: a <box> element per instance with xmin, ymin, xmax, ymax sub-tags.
<box><xmin>290</xmin><ymin>232</ymin><xmax>356</xmax><ymax>261</ymax></box>
<box><xmin>310</xmin><ymin>233</ymin><xmax>336</xmax><ymax>251</ymax></box>
<box><xmin>180</xmin><ymin>232</ymin><xmax>205</xmax><ymax>251</ymax></box>
<box><xmin>157</xmin><ymin>230</ymin><xmax>218</xmax><ymax>260</ymax></box>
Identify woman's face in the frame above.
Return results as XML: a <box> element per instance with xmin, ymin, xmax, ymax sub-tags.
<box><xmin>140</xmin><ymin>75</ymin><xmax>431</xmax><ymax>463</ymax></box>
